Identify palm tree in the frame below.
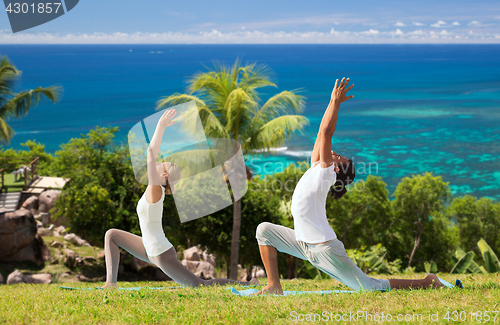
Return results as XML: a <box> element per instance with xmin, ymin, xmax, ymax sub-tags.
<box><xmin>0</xmin><ymin>56</ymin><xmax>61</xmax><ymax>145</ymax></box>
<box><xmin>157</xmin><ymin>59</ymin><xmax>308</xmax><ymax>279</ymax></box>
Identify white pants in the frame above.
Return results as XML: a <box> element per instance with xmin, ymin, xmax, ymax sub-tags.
<box><xmin>256</xmin><ymin>222</ymin><xmax>391</xmax><ymax>291</ymax></box>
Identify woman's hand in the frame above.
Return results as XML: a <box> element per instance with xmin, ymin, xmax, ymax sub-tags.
<box><xmin>330</xmin><ymin>77</ymin><xmax>354</xmax><ymax>104</ymax></box>
<box><xmin>158</xmin><ymin>109</ymin><xmax>177</xmax><ymax>128</ymax></box>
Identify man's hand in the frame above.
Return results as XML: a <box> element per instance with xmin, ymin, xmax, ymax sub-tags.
<box><xmin>330</xmin><ymin>77</ymin><xmax>354</xmax><ymax>104</ymax></box>
<box><xmin>158</xmin><ymin>109</ymin><xmax>177</xmax><ymax>128</ymax></box>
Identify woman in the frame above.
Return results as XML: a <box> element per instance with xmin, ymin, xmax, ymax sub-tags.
<box><xmin>254</xmin><ymin>78</ymin><xmax>444</xmax><ymax>294</ymax></box>
<box><xmin>102</xmin><ymin>108</ymin><xmax>257</xmax><ymax>288</ymax></box>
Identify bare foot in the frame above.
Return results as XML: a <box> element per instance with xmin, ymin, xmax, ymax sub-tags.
<box><xmin>425</xmin><ymin>274</ymin><xmax>444</xmax><ymax>289</ymax></box>
<box><xmin>101</xmin><ymin>282</ymin><xmax>117</xmax><ymax>289</ymax></box>
<box><xmin>253</xmin><ymin>284</ymin><xmax>283</xmax><ymax>295</ymax></box>
<box><xmin>249</xmin><ymin>277</ymin><xmax>259</xmax><ymax>285</ymax></box>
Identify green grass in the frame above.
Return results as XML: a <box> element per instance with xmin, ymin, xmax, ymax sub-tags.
<box><xmin>1</xmin><ymin>173</ymin><xmax>26</xmax><ymax>192</ymax></box>
<box><xmin>0</xmin><ymin>274</ymin><xmax>499</xmax><ymax>324</ymax></box>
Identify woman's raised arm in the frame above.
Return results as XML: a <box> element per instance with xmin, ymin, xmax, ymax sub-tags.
<box><xmin>146</xmin><ymin>109</ymin><xmax>176</xmax><ymax>186</ymax></box>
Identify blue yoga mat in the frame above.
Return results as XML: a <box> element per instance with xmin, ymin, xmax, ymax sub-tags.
<box><xmin>228</xmin><ymin>278</ymin><xmax>463</xmax><ymax>296</ymax></box>
<box><xmin>438</xmin><ymin>278</ymin><xmax>464</xmax><ymax>289</ymax></box>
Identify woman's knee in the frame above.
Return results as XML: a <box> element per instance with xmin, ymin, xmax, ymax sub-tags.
<box><xmin>104</xmin><ymin>228</ymin><xmax>120</xmax><ymax>243</ymax></box>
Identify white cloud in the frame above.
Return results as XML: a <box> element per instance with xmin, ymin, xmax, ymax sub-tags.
<box><xmin>452</xmin><ymin>21</ymin><xmax>460</xmax><ymax>26</ymax></box>
<box><xmin>413</xmin><ymin>22</ymin><xmax>425</xmax><ymax>26</ymax></box>
<box><xmin>394</xmin><ymin>22</ymin><xmax>406</xmax><ymax>27</ymax></box>
<box><xmin>431</xmin><ymin>20</ymin><xmax>447</xmax><ymax>28</ymax></box>
<box><xmin>408</xmin><ymin>30</ymin><xmax>425</xmax><ymax>35</ymax></box>
<box><xmin>0</xmin><ymin>29</ymin><xmax>499</xmax><ymax>44</ymax></box>
<box><xmin>468</xmin><ymin>20</ymin><xmax>480</xmax><ymax>26</ymax></box>
<box><xmin>361</xmin><ymin>29</ymin><xmax>379</xmax><ymax>35</ymax></box>
<box><xmin>363</xmin><ymin>22</ymin><xmax>378</xmax><ymax>26</ymax></box>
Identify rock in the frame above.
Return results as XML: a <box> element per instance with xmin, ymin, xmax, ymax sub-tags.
<box><xmin>77</xmin><ymin>274</ymin><xmax>92</xmax><ymax>282</ymax></box>
<box><xmin>2</xmin><ymin>233</ymin><xmax>51</xmax><ymax>266</ymax></box>
<box><xmin>63</xmin><ymin>249</ymin><xmax>77</xmax><ymax>268</ymax></box>
<box><xmin>255</xmin><ymin>268</ymin><xmax>266</xmax><ymax>278</ymax></box>
<box><xmin>82</xmin><ymin>256</ymin><xmax>96</xmax><ymax>263</ymax></box>
<box><xmin>60</xmin><ymin>271</ymin><xmax>73</xmax><ymax>279</ymax></box>
<box><xmin>48</xmin><ymin>224</ymin><xmax>54</xmax><ymax>231</ymax></box>
<box><xmin>97</xmin><ymin>251</ymin><xmax>105</xmax><ymax>260</ymax></box>
<box><xmin>38</xmin><ymin>190</ymin><xmax>61</xmax><ymax>214</ymax></box>
<box><xmin>0</xmin><ymin>272</ymin><xmax>3</xmax><ymax>284</ymax></box>
<box><xmin>36</xmin><ymin>220</ymin><xmax>43</xmax><ymax>228</ymax></box>
<box><xmin>50</xmin><ymin>257</ymin><xmax>59</xmax><ymax>265</ymax></box>
<box><xmin>138</xmin><ymin>265</ymin><xmax>172</xmax><ymax>281</ymax></box>
<box><xmin>76</xmin><ymin>256</ymin><xmax>96</xmax><ymax>266</ymax></box>
<box><xmin>40</xmin><ymin>213</ymin><xmax>50</xmax><ymax>226</ymax></box>
<box><xmin>0</xmin><ymin>209</ymin><xmax>37</xmax><ymax>259</ymax></box>
<box><xmin>50</xmin><ymin>241</ymin><xmax>64</xmax><ymax>248</ymax></box>
<box><xmin>239</xmin><ymin>266</ymin><xmax>266</xmax><ymax>281</ymax></box>
<box><xmin>39</xmin><ymin>190</ymin><xmax>69</xmax><ymax>227</ymax></box>
<box><xmin>184</xmin><ymin>246</ymin><xmax>202</xmax><ymax>261</ymax></box>
<box><xmin>25</xmin><ymin>273</ymin><xmax>52</xmax><ymax>284</ymax></box>
<box><xmin>37</xmin><ymin>228</ymin><xmax>53</xmax><ymax>237</ymax></box>
<box><xmin>64</xmin><ymin>233</ymin><xmax>91</xmax><ymax>247</ymax></box>
<box><xmin>201</xmin><ymin>250</ymin><xmax>217</xmax><ymax>268</ymax></box>
<box><xmin>181</xmin><ymin>260</ymin><xmax>215</xmax><ymax>280</ymax></box>
<box><xmin>6</xmin><ymin>270</ymin><xmax>26</xmax><ymax>285</ymax></box>
<box><xmin>21</xmin><ymin>196</ymin><xmax>39</xmax><ymax>210</ymax></box>
<box><xmin>54</xmin><ymin>226</ymin><xmax>67</xmax><ymax>235</ymax></box>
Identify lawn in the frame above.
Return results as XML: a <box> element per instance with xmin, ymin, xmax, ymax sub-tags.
<box><xmin>2</xmin><ymin>173</ymin><xmax>26</xmax><ymax>192</ymax></box>
<box><xmin>0</xmin><ymin>274</ymin><xmax>499</xmax><ymax>324</ymax></box>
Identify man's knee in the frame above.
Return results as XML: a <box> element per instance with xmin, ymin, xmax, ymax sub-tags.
<box><xmin>256</xmin><ymin>222</ymin><xmax>275</xmax><ymax>241</ymax></box>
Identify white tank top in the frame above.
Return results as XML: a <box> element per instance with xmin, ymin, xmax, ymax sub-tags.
<box><xmin>290</xmin><ymin>162</ymin><xmax>338</xmax><ymax>244</ymax></box>
<box><xmin>136</xmin><ymin>185</ymin><xmax>173</xmax><ymax>257</ymax></box>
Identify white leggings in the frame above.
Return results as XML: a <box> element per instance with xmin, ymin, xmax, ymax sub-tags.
<box><xmin>104</xmin><ymin>228</ymin><xmax>250</xmax><ymax>287</ymax></box>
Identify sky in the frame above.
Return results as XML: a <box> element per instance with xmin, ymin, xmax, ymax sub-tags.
<box><xmin>1</xmin><ymin>0</ymin><xmax>499</xmax><ymax>43</ymax></box>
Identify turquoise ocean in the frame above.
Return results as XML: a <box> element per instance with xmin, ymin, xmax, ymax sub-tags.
<box><xmin>0</xmin><ymin>44</ymin><xmax>499</xmax><ymax>199</ymax></box>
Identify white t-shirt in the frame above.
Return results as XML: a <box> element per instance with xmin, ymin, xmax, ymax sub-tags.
<box><xmin>290</xmin><ymin>161</ymin><xmax>337</xmax><ymax>244</ymax></box>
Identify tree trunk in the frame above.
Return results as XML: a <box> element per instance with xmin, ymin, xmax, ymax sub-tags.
<box><xmin>229</xmin><ymin>199</ymin><xmax>242</xmax><ymax>280</ymax></box>
<box><xmin>246</xmin><ymin>264</ymin><xmax>253</xmax><ymax>281</ymax></box>
<box><xmin>287</xmin><ymin>254</ymin><xmax>294</xmax><ymax>279</ymax></box>
<box><xmin>408</xmin><ymin>234</ymin><xmax>421</xmax><ymax>267</ymax></box>
<box><xmin>225</xmin><ymin>255</ymin><xmax>230</xmax><ymax>279</ymax></box>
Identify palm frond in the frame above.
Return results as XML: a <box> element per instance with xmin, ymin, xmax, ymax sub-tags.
<box><xmin>0</xmin><ymin>117</ymin><xmax>15</xmax><ymax>145</ymax></box>
<box><xmin>245</xmin><ymin>115</ymin><xmax>309</xmax><ymax>152</ymax></box>
<box><xmin>239</xmin><ymin>62</ymin><xmax>276</xmax><ymax>93</ymax></box>
<box><xmin>0</xmin><ymin>57</ymin><xmax>22</xmax><ymax>109</ymax></box>
<box><xmin>0</xmin><ymin>85</ymin><xmax>61</xmax><ymax>120</ymax></box>
<box><xmin>250</xmin><ymin>90</ymin><xmax>305</xmax><ymax>127</ymax></box>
